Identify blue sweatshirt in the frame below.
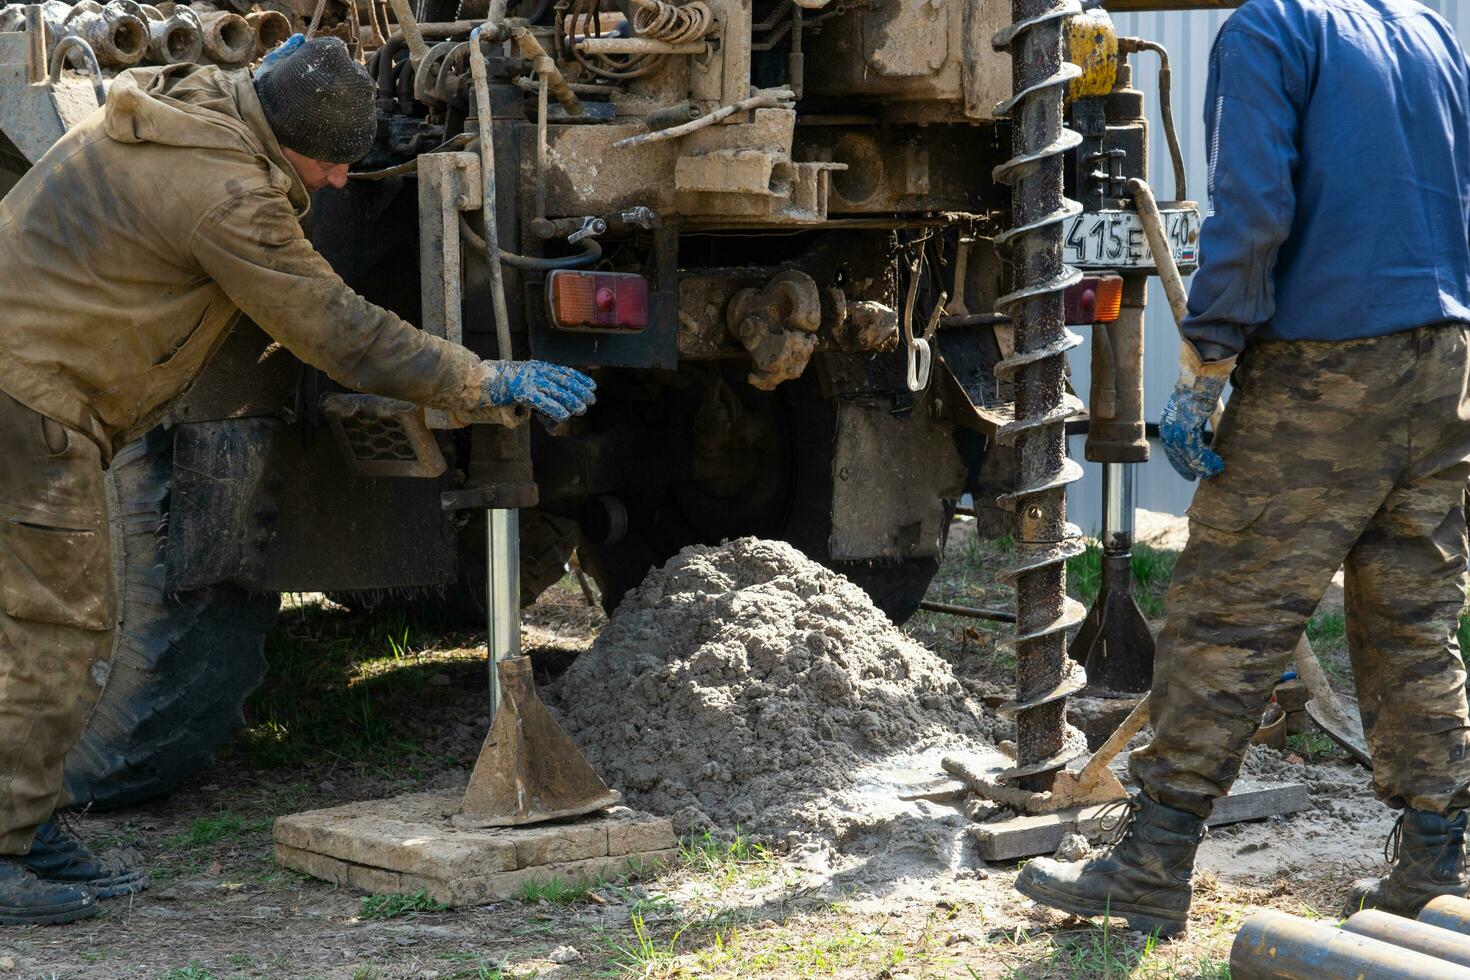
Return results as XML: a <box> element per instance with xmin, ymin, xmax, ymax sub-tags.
<box><xmin>1183</xmin><ymin>0</ymin><xmax>1470</xmax><ymax>355</ymax></box>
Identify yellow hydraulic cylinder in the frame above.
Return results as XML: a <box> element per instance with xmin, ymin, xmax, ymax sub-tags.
<box><xmin>1066</xmin><ymin>9</ymin><xmax>1118</xmax><ymax>101</ymax></box>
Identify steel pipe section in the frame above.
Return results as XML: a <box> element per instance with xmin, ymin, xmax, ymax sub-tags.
<box><xmin>145</xmin><ymin>6</ymin><xmax>203</xmax><ymax>64</ymax></box>
<box><xmin>1232</xmin><ymin>910</ymin><xmax>1470</xmax><ymax>979</ymax></box>
<box><xmin>246</xmin><ymin>9</ymin><xmax>291</xmax><ymax>60</ymax></box>
<box><xmin>1423</xmin><ymin>897</ymin><xmax>1470</xmax><ymax>936</ymax></box>
<box><xmin>192</xmin><ymin>7</ymin><xmax>254</xmax><ymax>65</ymax></box>
<box><xmin>1343</xmin><ymin>909</ymin><xmax>1470</xmax><ymax>967</ymax></box>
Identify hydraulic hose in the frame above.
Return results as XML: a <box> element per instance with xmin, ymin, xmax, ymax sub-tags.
<box><xmin>458</xmin><ymin>214</ymin><xmax>603</xmax><ymax>270</ymax></box>
<box><xmin>1121</xmin><ymin>37</ymin><xmax>1186</xmax><ymax>202</ymax></box>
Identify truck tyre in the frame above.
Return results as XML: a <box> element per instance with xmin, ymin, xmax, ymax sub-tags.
<box><xmin>62</xmin><ymin>429</ymin><xmax>280</xmax><ymax>811</ymax></box>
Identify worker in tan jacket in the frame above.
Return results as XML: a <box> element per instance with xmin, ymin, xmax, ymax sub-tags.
<box><xmin>0</xmin><ymin>35</ymin><xmax>594</xmax><ymax>924</ymax></box>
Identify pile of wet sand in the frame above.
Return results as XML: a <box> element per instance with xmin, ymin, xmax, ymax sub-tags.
<box><xmin>559</xmin><ymin>538</ymin><xmax>999</xmax><ymax>849</ymax></box>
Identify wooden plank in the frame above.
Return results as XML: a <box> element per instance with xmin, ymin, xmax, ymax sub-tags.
<box><xmin>970</xmin><ymin>780</ymin><xmax>1309</xmax><ymax>862</ymax></box>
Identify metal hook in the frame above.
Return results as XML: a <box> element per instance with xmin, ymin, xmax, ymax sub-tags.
<box><xmin>48</xmin><ymin>36</ymin><xmax>105</xmax><ymax>106</ymax></box>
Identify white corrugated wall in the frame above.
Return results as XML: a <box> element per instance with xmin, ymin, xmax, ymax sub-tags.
<box><xmin>1064</xmin><ymin>2</ymin><xmax>1470</xmax><ymax>530</ymax></box>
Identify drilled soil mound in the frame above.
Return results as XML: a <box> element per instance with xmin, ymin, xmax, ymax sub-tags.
<box><xmin>560</xmin><ymin>538</ymin><xmax>998</xmax><ymax>848</ymax></box>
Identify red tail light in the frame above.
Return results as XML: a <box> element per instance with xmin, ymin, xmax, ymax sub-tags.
<box><xmin>547</xmin><ymin>271</ymin><xmax>649</xmax><ymax>332</ymax></box>
<box><xmin>1064</xmin><ymin>274</ymin><xmax>1123</xmax><ymax>325</ymax></box>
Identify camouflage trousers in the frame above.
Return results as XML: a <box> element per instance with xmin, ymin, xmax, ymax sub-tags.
<box><xmin>1130</xmin><ymin>324</ymin><xmax>1470</xmax><ymax>819</ymax></box>
<box><xmin>0</xmin><ymin>391</ymin><xmax>114</xmax><ymax>853</ymax></box>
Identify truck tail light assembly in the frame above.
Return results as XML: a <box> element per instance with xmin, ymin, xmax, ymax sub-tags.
<box><xmin>1063</xmin><ymin>274</ymin><xmax>1123</xmax><ymax>325</ymax></box>
<box><xmin>547</xmin><ymin>270</ymin><xmax>649</xmax><ymax>332</ymax></box>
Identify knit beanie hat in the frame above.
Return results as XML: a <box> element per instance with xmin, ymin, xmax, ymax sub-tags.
<box><xmin>253</xmin><ymin>35</ymin><xmax>377</xmax><ymax>164</ymax></box>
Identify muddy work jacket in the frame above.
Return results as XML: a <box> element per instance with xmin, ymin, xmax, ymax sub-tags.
<box><xmin>0</xmin><ymin>64</ymin><xmax>483</xmax><ymax>461</ymax></box>
<box><xmin>1184</xmin><ymin>0</ymin><xmax>1470</xmax><ymax>356</ymax></box>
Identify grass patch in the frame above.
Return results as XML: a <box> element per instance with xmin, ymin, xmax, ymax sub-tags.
<box><xmin>359</xmin><ymin>889</ymin><xmax>448</xmax><ymax>920</ymax></box>
<box><xmin>158</xmin><ymin>965</ymin><xmax>216</xmax><ymax>980</ymax></box>
<box><xmin>1286</xmin><ymin>731</ymin><xmax>1337</xmax><ymax>758</ymax></box>
<box><xmin>518</xmin><ymin>876</ymin><xmax>599</xmax><ymax>905</ymax></box>
<box><xmin>608</xmin><ymin>912</ymin><xmax>685</xmax><ymax>973</ymax></box>
<box><xmin>165</xmin><ymin>813</ymin><xmax>272</xmax><ymax>849</ymax></box>
<box><xmin>1066</xmin><ymin>543</ymin><xmax>1177</xmax><ymax>618</ymax></box>
<box><xmin>435</xmin><ymin>951</ymin><xmax>513</xmax><ymax>979</ymax></box>
<box><xmin>238</xmin><ymin>602</ymin><xmax>477</xmax><ymax>771</ymax></box>
<box><xmin>679</xmin><ymin>828</ymin><xmax>774</xmax><ymax>887</ymax></box>
<box><xmin>1043</xmin><ymin>917</ymin><xmax>1155</xmax><ymax>979</ymax></box>
<box><xmin>1306</xmin><ymin>611</ymin><xmax>1345</xmax><ymax>648</ymax></box>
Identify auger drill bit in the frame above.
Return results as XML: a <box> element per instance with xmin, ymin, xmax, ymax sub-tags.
<box><xmin>992</xmin><ymin>0</ymin><xmax>1089</xmax><ymax>793</ymax></box>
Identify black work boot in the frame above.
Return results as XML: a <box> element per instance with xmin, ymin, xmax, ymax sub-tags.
<box><xmin>19</xmin><ymin>816</ymin><xmax>146</xmax><ymax>899</ymax></box>
<box><xmin>1014</xmin><ymin>793</ymin><xmax>1206</xmax><ymax>938</ymax></box>
<box><xmin>0</xmin><ymin>859</ymin><xmax>97</xmax><ymax>924</ymax></box>
<box><xmin>1345</xmin><ymin>808</ymin><xmax>1468</xmax><ymax>918</ymax></box>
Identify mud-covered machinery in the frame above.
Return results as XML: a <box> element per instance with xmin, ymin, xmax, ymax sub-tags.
<box><xmin>0</xmin><ymin>0</ymin><xmax>1204</xmax><ymax>809</ymax></box>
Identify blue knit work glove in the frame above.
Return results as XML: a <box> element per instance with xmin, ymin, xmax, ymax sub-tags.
<box><xmin>1160</xmin><ymin>345</ymin><xmax>1236</xmax><ymax>481</ymax></box>
<box><xmin>479</xmin><ymin>360</ymin><xmax>596</xmax><ymax>422</ymax></box>
<box><xmin>259</xmin><ymin>33</ymin><xmax>305</xmax><ymax>72</ymax></box>
<box><xmin>1160</xmin><ymin>376</ymin><xmax>1227</xmax><ymax>480</ymax></box>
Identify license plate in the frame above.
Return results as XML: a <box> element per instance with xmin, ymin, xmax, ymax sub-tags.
<box><xmin>1062</xmin><ymin>206</ymin><xmax>1200</xmax><ymax>273</ymax></box>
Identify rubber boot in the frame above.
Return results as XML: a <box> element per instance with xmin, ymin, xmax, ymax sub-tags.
<box><xmin>0</xmin><ymin>859</ymin><xmax>97</xmax><ymax>924</ymax></box>
<box><xmin>1345</xmin><ymin>808</ymin><xmax>1467</xmax><ymax>918</ymax></box>
<box><xmin>1014</xmin><ymin>792</ymin><xmax>1205</xmax><ymax>938</ymax></box>
<box><xmin>20</xmin><ymin>816</ymin><xmax>146</xmax><ymax>899</ymax></box>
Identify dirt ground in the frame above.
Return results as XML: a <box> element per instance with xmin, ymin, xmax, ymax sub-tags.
<box><xmin>6</xmin><ymin>518</ymin><xmax>1394</xmax><ymax>979</ymax></box>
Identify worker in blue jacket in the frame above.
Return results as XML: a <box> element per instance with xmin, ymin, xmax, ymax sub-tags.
<box><xmin>1016</xmin><ymin>0</ymin><xmax>1470</xmax><ymax>937</ymax></box>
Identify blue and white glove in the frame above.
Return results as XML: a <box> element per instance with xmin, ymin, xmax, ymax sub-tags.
<box><xmin>259</xmin><ymin>33</ymin><xmax>305</xmax><ymax>73</ymax></box>
<box><xmin>1159</xmin><ymin>344</ymin><xmax>1235</xmax><ymax>481</ymax></box>
<box><xmin>479</xmin><ymin>360</ymin><xmax>596</xmax><ymax>422</ymax></box>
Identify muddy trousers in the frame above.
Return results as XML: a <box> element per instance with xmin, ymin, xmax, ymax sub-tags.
<box><xmin>0</xmin><ymin>391</ymin><xmax>114</xmax><ymax>854</ymax></box>
<box><xmin>1130</xmin><ymin>325</ymin><xmax>1470</xmax><ymax>820</ymax></box>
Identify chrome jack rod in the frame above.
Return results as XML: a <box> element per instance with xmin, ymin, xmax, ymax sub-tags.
<box><xmin>992</xmin><ymin>0</ymin><xmax>1089</xmax><ymax>791</ymax></box>
<box><xmin>485</xmin><ymin>508</ymin><xmax>520</xmax><ymax>715</ymax></box>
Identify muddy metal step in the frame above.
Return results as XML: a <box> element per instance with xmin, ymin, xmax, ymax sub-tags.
<box><xmin>1232</xmin><ymin>897</ymin><xmax>1470</xmax><ymax>978</ymax></box>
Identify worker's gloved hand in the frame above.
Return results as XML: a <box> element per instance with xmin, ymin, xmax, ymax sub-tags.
<box><xmin>1160</xmin><ymin>344</ymin><xmax>1236</xmax><ymax>481</ymax></box>
<box><xmin>477</xmin><ymin>360</ymin><xmax>596</xmax><ymax>422</ymax></box>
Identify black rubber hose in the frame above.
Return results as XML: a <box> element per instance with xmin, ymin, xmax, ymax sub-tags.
<box><xmin>459</xmin><ymin>214</ymin><xmax>603</xmax><ymax>269</ymax></box>
<box><xmin>1123</xmin><ymin>38</ymin><xmax>1186</xmax><ymax>202</ymax></box>
<box><xmin>376</xmin><ymin>33</ymin><xmax>407</xmax><ymax>106</ymax></box>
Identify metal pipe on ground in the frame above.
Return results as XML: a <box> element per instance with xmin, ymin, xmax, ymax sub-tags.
<box><xmin>1423</xmin><ymin>896</ymin><xmax>1470</xmax><ymax>936</ymax></box>
<box><xmin>247</xmin><ymin>9</ymin><xmax>291</xmax><ymax>59</ymax></box>
<box><xmin>192</xmin><ymin>7</ymin><xmax>253</xmax><ymax>64</ymax></box>
<box><xmin>146</xmin><ymin>7</ymin><xmax>203</xmax><ymax>64</ymax></box>
<box><xmin>917</xmin><ymin>600</ymin><xmax>1016</xmax><ymax>624</ymax></box>
<box><xmin>63</xmin><ymin>1</ymin><xmax>149</xmax><ymax>66</ymax></box>
<box><xmin>1343</xmin><ymin>909</ymin><xmax>1470</xmax><ymax>967</ymax></box>
<box><xmin>1231</xmin><ymin>909</ymin><xmax>1470</xmax><ymax>979</ymax></box>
